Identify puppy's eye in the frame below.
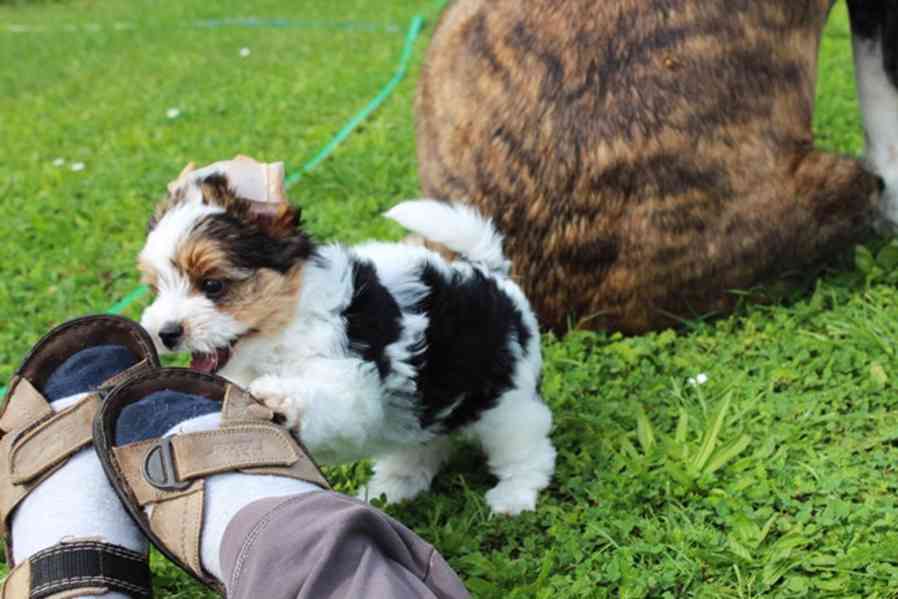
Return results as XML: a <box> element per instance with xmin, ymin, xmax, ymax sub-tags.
<box><xmin>201</xmin><ymin>278</ymin><xmax>226</xmax><ymax>299</ymax></box>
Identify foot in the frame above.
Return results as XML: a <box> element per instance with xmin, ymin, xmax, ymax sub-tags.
<box><xmin>360</xmin><ymin>440</ymin><xmax>451</xmax><ymax>505</ymax></box>
<box><xmin>94</xmin><ymin>369</ymin><xmax>329</xmax><ymax>592</ymax></box>
<box><xmin>1</xmin><ymin>315</ymin><xmax>158</xmax><ymax>599</ymax></box>
<box><xmin>485</xmin><ymin>481</ymin><xmax>539</xmax><ymax>516</ymax></box>
<box><xmin>361</xmin><ymin>472</ymin><xmax>432</xmax><ymax>504</ymax></box>
<box><xmin>471</xmin><ymin>391</ymin><xmax>557</xmax><ymax>516</ymax></box>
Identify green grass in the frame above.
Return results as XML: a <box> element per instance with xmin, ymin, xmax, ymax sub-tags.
<box><xmin>2</xmin><ymin>2</ymin><xmax>898</xmax><ymax>598</ymax></box>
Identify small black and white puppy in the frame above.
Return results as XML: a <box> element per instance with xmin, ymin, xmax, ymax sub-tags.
<box><xmin>138</xmin><ymin>157</ymin><xmax>555</xmax><ymax>515</ymax></box>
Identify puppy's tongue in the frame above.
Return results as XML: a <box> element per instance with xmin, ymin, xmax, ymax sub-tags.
<box><xmin>190</xmin><ymin>346</ymin><xmax>231</xmax><ymax>374</ymax></box>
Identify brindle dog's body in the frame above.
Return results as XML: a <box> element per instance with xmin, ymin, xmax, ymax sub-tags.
<box><xmin>417</xmin><ymin>0</ymin><xmax>894</xmax><ymax>333</ymax></box>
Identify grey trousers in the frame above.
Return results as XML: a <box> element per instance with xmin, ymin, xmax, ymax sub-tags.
<box><xmin>219</xmin><ymin>492</ymin><xmax>470</xmax><ymax>599</ymax></box>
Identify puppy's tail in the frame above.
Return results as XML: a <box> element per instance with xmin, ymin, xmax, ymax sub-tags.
<box><xmin>385</xmin><ymin>199</ymin><xmax>511</xmax><ymax>275</ymax></box>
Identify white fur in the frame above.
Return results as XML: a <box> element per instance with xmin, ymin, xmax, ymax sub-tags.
<box><xmin>362</xmin><ymin>437</ymin><xmax>453</xmax><ymax>505</ymax></box>
<box><xmin>140</xmin><ymin>192</ymin><xmax>555</xmax><ymax>515</ymax></box>
<box><xmin>852</xmin><ymin>36</ymin><xmax>898</xmax><ymax>228</ymax></box>
<box><xmin>385</xmin><ymin>199</ymin><xmax>511</xmax><ymax>275</ymax></box>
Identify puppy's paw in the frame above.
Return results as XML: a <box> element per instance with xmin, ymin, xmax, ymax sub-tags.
<box><xmin>249</xmin><ymin>376</ymin><xmax>303</xmax><ymax>431</ymax></box>
<box><xmin>358</xmin><ymin>473</ymin><xmax>431</xmax><ymax>505</ymax></box>
<box><xmin>485</xmin><ymin>482</ymin><xmax>537</xmax><ymax>516</ymax></box>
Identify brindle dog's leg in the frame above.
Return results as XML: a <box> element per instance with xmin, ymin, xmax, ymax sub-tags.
<box><xmin>848</xmin><ymin>0</ymin><xmax>898</xmax><ymax>227</ymax></box>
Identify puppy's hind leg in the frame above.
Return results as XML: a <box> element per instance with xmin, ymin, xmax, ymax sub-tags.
<box><xmin>360</xmin><ymin>437</ymin><xmax>452</xmax><ymax>505</ymax></box>
<box><xmin>471</xmin><ymin>389</ymin><xmax>556</xmax><ymax>516</ymax></box>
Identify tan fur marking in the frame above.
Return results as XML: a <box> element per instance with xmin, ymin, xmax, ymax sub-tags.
<box><xmin>219</xmin><ymin>264</ymin><xmax>304</xmax><ymax>336</ymax></box>
<box><xmin>174</xmin><ymin>238</ymin><xmax>236</xmax><ymax>283</ymax></box>
<box><xmin>172</xmin><ymin>235</ymin><xmax>304</xmax><ymax>335</ymax></box>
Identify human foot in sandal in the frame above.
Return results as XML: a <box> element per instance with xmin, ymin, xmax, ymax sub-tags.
<box><xmin>94</xmin><ymin>369</ymin><xmax>471</xmax><ymax>599</ymax></box>
<box><xmin>0</xmin><ymin>315</ymin><xmax>159</xmax><ymax>599</ymax></box>
<box><xmin>93</xmin><ymin>368</ymin><xmax>329</xmax><ymax>593</ymax></box>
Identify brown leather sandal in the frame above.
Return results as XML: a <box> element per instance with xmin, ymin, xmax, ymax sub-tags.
<box><xmin>93</xmin><ymin>367</ymin><xmax>330</xmax><ymax>594</ymax></box>
<box><xmin>0</xmin><ymin>315</ymin><xmax>159</xmax><ymax>599</ymax></box>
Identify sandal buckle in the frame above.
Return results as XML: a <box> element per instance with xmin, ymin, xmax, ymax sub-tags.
<box><xmin>143</xmin><ymin>436</ymin><xmax>191</xmax><ymax>491</ymax></box>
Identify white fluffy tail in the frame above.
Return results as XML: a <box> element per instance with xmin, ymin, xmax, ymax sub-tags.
<box><xmin>385</xmin><ymin>199</ymin><xmax>511</xmax><ymax>275</ymax></box>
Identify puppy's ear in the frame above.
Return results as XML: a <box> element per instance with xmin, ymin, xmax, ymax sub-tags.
<box><xmin>199</xmin><ymin>173</ymin><xmax>236</xmax><ymax>205</ymax></box>
<box><xmin>167</xmin><ymin>161</ymin><xmax>197</xmax><ymax>194</ymax></box>
<box><xmin>201</xmin><ymin>173</ymin><xmax>303</xmax><ymax>239</ymax></box>
<box><xmin>243</xmin><ymin>199</ymin><xmax>303</xmax><ymax>239</ymax></box>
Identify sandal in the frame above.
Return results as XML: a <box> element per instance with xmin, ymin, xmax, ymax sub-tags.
<box><xmin>92</xmin><ymin>367</ymin><xmax>330</xmax><ymax>593</ymax></box>
<box><xmin>0</xmin><ymin>315</ymin><xmax>159</xmax><ymax>598</ymax></box>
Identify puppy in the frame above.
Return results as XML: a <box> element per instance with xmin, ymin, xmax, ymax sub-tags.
<box><xmin>138</xmin><ymin>157</ymin><xmax>556</xmax><ymax>515</ymax></box>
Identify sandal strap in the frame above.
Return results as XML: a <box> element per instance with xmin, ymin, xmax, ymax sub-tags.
<box><xmin>113</xmin><ymin>424</ymin><xmax>327</xmax><ymax>506</ymax></box>
<box><xmin>97</xmin><ymin>359</ymin><xmax>155</xmax><ymax>393</ymax></box>
<box><xmin>0</xmin><ymin>378</ymin><xmax>51</xmax><ymax>434</ymax></box>
<box><xmin>0</xmin><ymin>395</ymin><xmax>99</xmax><ymax>537</ymax></box>
<box><xmin>110</xmin><ymin>420</ymin><xmax>328</xmax><ymax>582</ymax></box>
<box><xmin>0</xmin><ymin>359</ymin><xmax>157</xmax><ymax>539</ymax></box>
<box><xmin>157</xmin><ymin>425</ymin><xmax>301</xmax><ymax>480</ymax></box>
<box><xmin>2</xmin><ymin>541</ymin><xmax>151</xmax><ymax>599</ymax></box>
<box><xmin>0</xmin><ymin>560</ymin><xmax>29</xmax><ymax>599</ymax></box>
<box><xmin>0</xmin><ymin>381</ymin><xmax>60</xmax><ymax>537</ymax></box>
<box><xmin>10</xmin><ymin>395</ymin><xmax>99</xmax><ymax>485</ymax></box>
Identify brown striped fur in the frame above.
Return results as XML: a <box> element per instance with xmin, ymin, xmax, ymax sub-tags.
<box><xmin>416</xmin><ymin>0</ymin><xmax>880</xmax><ymax>334</ymax></box>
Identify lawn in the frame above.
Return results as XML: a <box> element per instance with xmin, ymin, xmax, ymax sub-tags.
<box><xmin>2</xmin><ymin>1</ymin><xmax>898</xmax><ymax>598</ymax></box>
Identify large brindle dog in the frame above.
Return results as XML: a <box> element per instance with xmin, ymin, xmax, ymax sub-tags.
<box><xmin>416</xmin><ymin>1</ymin><xmax>897</xmax><ymax>333</ymax></box>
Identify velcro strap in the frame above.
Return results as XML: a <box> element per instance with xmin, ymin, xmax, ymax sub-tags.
<box><xmin>9</xmin><ymin>395</ymin><xmax>99</xmax><ymax>485</ymax></box>
<box><xmin>28</xmin><ymin>541</ymin><xmax>150</xmax><ymax>599</ymax></box>
<box><xmin>169</xmin><ymin>425</ymin><xmax>300</xmax><ymax>480</ymax></box>
<box><xmin>116</xmin><ymin>426</ymin><xmax>300</xmax><ymax>505</ymax></box>
<box><xmin>0</xmin><ymin>378</ymin><xmax>52</xmax><ymax>434</ymax></box>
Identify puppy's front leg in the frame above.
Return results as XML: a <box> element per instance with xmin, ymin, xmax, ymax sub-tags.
<box><xmin>248</xmin><ymin>358</ymin><xmax>388</xmax><ymax>464</ymax></box>
<box><xmin>247</xmin><ymin>375</ymin><xmax>306</xmax><ymax>430</ymax></box>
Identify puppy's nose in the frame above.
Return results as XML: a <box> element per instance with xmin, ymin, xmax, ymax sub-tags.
<box><xmin>158</xmin><ymin>322</ymin><xmax>184</xmax><ymax>350</ymax></box>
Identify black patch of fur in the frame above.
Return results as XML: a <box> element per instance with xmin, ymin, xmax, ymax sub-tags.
<box><xmin>848</xmin><ymin>0</ymin><xmax>883</xmax><ymax>39</ymax></box>
<box><xmin>200</xmin><ymin>173</ymin><xmax>231</xmax><ymax>198</ymax></box>
<box><xmin>412</xmin><ymin>263</ymin><xmax>530</xmax><ymax>431</ymax></box>
<box><xmin>195</xmin><ymin>213</ymin><xmax>313</xmax><ymax>274</ymax></box>
<box><xmin>885</xmin><ymin>6</ymin><xmax>898</xmax><ymax>88</ymax></box>
<box><xmin>343</xmin><ymin>259</ymin><xmax>402</xmax><ymax>380</ymax></box>
<box><xmin>849</xmin><ymin>0</ymin><xmax>898</xmax><ymax>87</ymax></box>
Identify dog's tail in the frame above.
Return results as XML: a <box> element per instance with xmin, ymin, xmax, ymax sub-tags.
<box><xmin>385</xmin><ymin>199</ymin><xmax>511</xmax><ymax>275</ymax></box>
